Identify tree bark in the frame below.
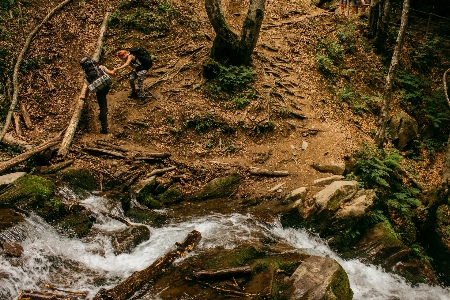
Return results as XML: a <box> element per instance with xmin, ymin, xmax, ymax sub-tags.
<box><xmin>375</xmin><ymin>0</ymin><xmax>410</xmax><ymax>148</ymax></box>
<box><xmin>374</xmin><ymin>0</ymin><xmax>391</xmax><ymax>50</ymax></box>
<box><xmin>205</xmin><ymin>0</ymin><xmax>266</xmax><ymax>65</ymax></box>
<box><xmin>0</xmin><ymin>0</ymin><xmax>73</xmax><ymax>142</ymax></box>
<box><xmin>93</xmin><ymin>230</ymin><xmax>202</xmax><ymax>300</ymax></box>
<box><xmin>368</xmin><ymin>0</ymin><xmax>381</xmax><ymax>37</ymax></box>
<box><xmin>57</xmin><ymin>11</ymin><xmax>110</xmax><ymax>157</ymax></box>
<box><xmin>0</xmin><ymin>133</ymin><xmax>62</xmax><ymax>174</ymax></box>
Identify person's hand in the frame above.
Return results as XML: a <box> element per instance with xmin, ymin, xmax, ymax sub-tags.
<box><xmin>79</xmin><ymin>96</ymin><xmax>85</xmax><ymax>100</ymax></box>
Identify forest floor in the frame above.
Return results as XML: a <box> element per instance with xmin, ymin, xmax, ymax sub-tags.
<box><xmin>0</xmin><ymin>0</ymin><xmax>446</xmax><ymax>217</ymax></box>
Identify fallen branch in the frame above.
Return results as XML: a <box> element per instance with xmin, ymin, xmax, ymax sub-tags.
<box><xmin>1</xmin><ymin>133</ymin><xmax>32</xmax><ymax>151</ymax></box>
<box><xmin>0</xmin><ymin>133</ymin><xmax>62</xmax><ymax>174</ymax></box>
<box><xmin>83</xmin><ymin>147</ymin><xmax>126</xmax><ymax>158</ymax></box>
<box><xmin>95</xmin><ymin>140</ymin><xmax>128</xmax><ymax>152</ymax></box>
<box><xmin>193</xmin><ymin>266</ymin><xmax>252</xmax><ymax>280</ymax></box>
<box><xmin>0</xmin><ymin>0</ymin><xmax>73</xmax><ymax>142</ymax></box>
<box><xmin>18</xmin><ymin>290</ymin><xmax>86</xmax><ymax>300</ymax></box>
<box><xmin>187</xmin><ymin>278</ymin><xmax>257</xmax><ymax>297</ymax></box>
<box><xmin>40</xmin><ymin>159</ymin><xmax>74</xmax><ymax>174</ymax></box>
<box><xmin>135</xmin><ymin>152</ymin><xmax>171</xmax><ymax>161</ymax></box>
<box><xmin>147</xmin><ymin>166</ymin><xmax>177</xmax><ymax>177</ymax></box>
<box><xmin>13</xmin><ymin>112</ymin><xmax>22</xmax><ymax>136</ymax></box>
<box><xmin>249</xmin><ymin>167</ymin><xmax>289</xmax><ymax>177</ymax></box>
<box><xmin>93</xmin><ymin>230</ymin><xmax>202</xmax><ymax>300</ymax></box>
<box><xmin>20</xmin><ymin>103</ymin><xmax>33</xmax><ymax>129</ymax></box>
<box><xmin>57</xmin><ymin>11</ymin><xmax>110</xmax><ymax>157</ymax></box>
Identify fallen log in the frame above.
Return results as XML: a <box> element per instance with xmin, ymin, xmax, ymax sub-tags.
<box><xmin>40</xmin><ymin>159</ymin><xmax>74</xmax><ymax>174</ymax></box>
<box><xmin>57</xmin><ymin>11</ymin><xmax>110</xmax><ymax>157</ymax></box>
<box><xmin>193</xmin><ymin>266</ymin><xmax>252</xmax><ymax>280</ymax></box>
<box><xmin>1</xmin><ymin>133</ymin><xmax>32</xmax><ymax>151</ymax></box>
<box><xmin>20</xmin><ymin>103</ymin><xmax>33</xmax><ymax>129</ymax></box>
<box><xmin>0</xmin><ymin>0</ymin><xmax>73</xmax><ymax>142</ymax></box>
<box><xmin>93</xmin><ymin>230</ymin><xmax>202</xmax><ymax>300</ymax></box>
<box><xmin>83</xmin><ymin>147</ymin><xmax>126</xmax><ymax>158</ymax></box>
<box><xmin>147</xmin><ymin>166</ymin><xmax>176</xmax><ymax>177</ymax></box>
<box><xmin>135</xmin><ymin>152</ymin><xmax>171</xmax><ymax>160</ymax></box>
<box><xmin>0</xmin><ymin>133</ymin><xmax>62</xmax><ymax>174</ymax></box>
<box><xmin>18</xmin><ymin>289</ymin><xmax>87</xmax><ymax>300</ymax></box>
<box><xmin>249</xmin><ymin>167</ymin><xmax>289</xmax><ymax>177</ymax></box>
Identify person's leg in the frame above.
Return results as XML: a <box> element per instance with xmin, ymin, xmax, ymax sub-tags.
<box><xmin>136</xmin><ymin>69</ymin><xmax>148</xmax><ymax>100</ymax></box>
<box><xmin>96</xmin><ymin>86</ymin><xmax>110</xmax><ymax>134</ymax></box>
<box><xmin>129</xmin><ymin>71</ymin><xmax>138</xmax><ymax>98</ymax></box>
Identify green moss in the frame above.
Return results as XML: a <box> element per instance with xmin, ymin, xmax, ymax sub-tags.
<box><xmin>192</xmin><ymin>173</ymin><xmax>240</xmax><ymax>201</ymax></box>
<box><xmin>35</xmin><ymin>198</ymin><xmax>64</xmax><ymax>221</ymax></box>
<box><xmin>61</xmin><ymin>169</ymin><xmax>97</xmax><ymax>192</ymax></box>
<box><xmin>205</xmin><ymin>246</ymin><xmax>262</xmax><ymax>269</ymax></box>
<box><xmin>125</xmin><ymin>208</ymin><xmax>166</xmax><ymax>225</ymax></box>
<box><xmin>142</xmin><ymin>195</ymin><xmax>163</xmax><ymax>209</ymax></box>
<box><xmin>0</xmin><ymin>175</ymin><xmax>55</xmax><ymax>206</ymax></box>
<box><xmin>324</xmin><ymin>263</ymin><xmax>353</xmax><ymax>300</ymax></box>
<box><xmin>158</xmin><ymin>187</ymin><xmax>183</xmax><ymax>204</ymax></box>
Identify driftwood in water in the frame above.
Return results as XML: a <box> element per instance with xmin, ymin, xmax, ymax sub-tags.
<box><xmin>0</xmin><ymin>0</ymin><xmax>73</xmax><ymax>143</ymax></box>
<box><xmin>40</xmin><ymin>159</ymin><xmax>74</xmax><ymax>174</ymax></box>
<box><xmin>20</xmin><ymin>103</ymin><xmax>33</xmax><ymax>129</ymax></box>
<box><xmin>0</xmin><ymin>133</ymin><xmax>62</xmax><ymax>174</ymax></box>
<box><xmin>249</xmin><ymin>167</ymin><xmax>289</xmax><ymax>177</ymax></box>
<box><xmin>83</xmin><ymin>147</ymin><xmax>126</xmax><ymax>158</ymax></box>
<box><xmin>57</xmin><ymin>11</ymin><xmax>110</xmax><ymax>157</ymax></box>
<box><xmin>18</xmin><ymin>290</ymin><xmax>87</xmax><ymax>300</ymax></box>
<box><xmin>93</xmin><ymin>230</ymin><xmax>202</xmax><ymax>300</ymax></box>
<box><xmin>193</xmin><ymin>266</ymin><xmax>252</xmax><ymax>280</ymax></box>
<box><xmin>135</xmin><ymin>152</ymin><xmax>171</xmax><ymax>161</ymax></box>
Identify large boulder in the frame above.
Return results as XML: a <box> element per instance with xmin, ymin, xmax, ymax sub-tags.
<box><xmin>334</xmin><ymin>189</ymin><xmax>376</xmax><ymax>219</ymax></box>
<box><xmin>311</xmin><ymin>162</ymin><xmax>346</xmax><ymax>175</ymax></box>
<box><xmin>313</xmin><ymin>181</ymin><xmax>358</xmax><ymax>215</ymax></box>
<box><xmin>289</xmin><ymin>255</ymin><xmax>353</xmax><ymax>300</ymax></box>
<box><xmin>190</xmin><ymin>173</ymin><xmax>240</xmax><ymax>201</ymax></box>
<box><xmin>388</xmin><ymin>111</ymin><xmax>418</xmax><ymax>151</ymax></box>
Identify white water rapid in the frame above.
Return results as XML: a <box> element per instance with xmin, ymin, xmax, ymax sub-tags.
<box><xmin>1</xmin><ymin>194</ymin><xmax>449</xmax><ymax>300</ymax></box>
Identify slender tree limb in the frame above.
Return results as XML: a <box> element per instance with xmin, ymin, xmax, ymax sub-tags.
<box><xmin>0</xmin><ymin>0</ymin><xmax>73</xmax><ymax>142</ymax></box>
<box><xmin>442</xmin><ymin>68</ymin><xmax>450</xmax><ymax>186</ymax></box>
<box><xmin>57</xmin><ymin>11</ymin><xmax>110</xmax><ymax>157</ymax></box>
<box><xmin>148</xmin><ymin>166</ymin><xmax>177</xmax><ymax>177</ymax></box>
<box><xmin>444</xmin><ymin>67</ymin><xmax>450</xmax><ymax>108</ymax></box>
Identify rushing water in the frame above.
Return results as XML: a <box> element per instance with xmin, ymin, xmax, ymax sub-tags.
<box><xmin>1</xmin><ymin>195</ymin><xmax>450</xmax><ymax>300</ymax></box>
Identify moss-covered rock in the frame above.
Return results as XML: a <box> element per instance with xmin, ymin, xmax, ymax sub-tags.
<box><xmin>158</xmin><ymin>187</ymin><xmax>183</xmax><ymax>205</ymax></box>
<box><xmin>0</xmin><ymin>175</ymin><xmax>55</xmax><ymax>206</ymax></box>
<box><xmin>125</xmin><ymin>208</ymin><xmax>166</xmax><ymax>225</ymax></box>
<box><xmin>191</xmin><ymin>173</ymin><xmax>240</xmax><ymax>201</ymax></box>
<box><xmin>60</xmin><ymin>168</ymin><xmax>97</xmax><ymax>192</ymax></box>
<box><xmin>57</xmin><ymin>212</ymin><xmax>94</xmax><ymax>238</ymax></box>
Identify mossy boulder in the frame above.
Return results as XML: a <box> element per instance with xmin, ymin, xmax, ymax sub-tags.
<box><xmin>158</xmin><ymin>187</ymin><xmax>183</xmax><ymax>205</ymax></box>
<box><xmin>60</xmin><ymin>168</ymin><xmax>97</xmax><ymax>193</ymax></box>
<box><xmin>289</xmin><ymin>255</ymin><xmax>353</xmax><ymax>300</ymax></box>
<box><xmin>191</xmin><ymin>173</ymin><xmax>240</xmax><ymax>201</ymax></box>
<box><xmin>125</xmin><ymin>208</ymin><xmax>166</xmax><ymax>225</ymax></box>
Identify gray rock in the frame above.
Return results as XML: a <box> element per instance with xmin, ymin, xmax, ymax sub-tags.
<box><xmin>388</xmin><ymin>111</ymin><xmax>418</xmax><ymax>151</ymax></box>
<box><xmin>132</xmin><ymin>176</ymin><xmax>157</xmax><ymax>194</ymax></box>
<box><xmin>313</xmin><ymin>175</ymin><xmax>345</xmax><ymax>186</ymax></box>
<box><xmin>301</xmin><ymin>141</ymin><xmax>308</xmax><ymax>150</ymax></box>
<box><xmin>2</xmin><ymin>242</ymin><xmax>23</xmax><ymax>257</ymax></box>
<box><xmin>284</xmin><ymin>187</ymin><xmax>307</xmax><ymax>203</ymax></box>
<box><xmin>311</xmin><ymin>162</ymin><xmax>345</xmax><ymax>175</ymax></box>
<box><xmin>289</xmin><ymin>255</ymin><xmax>353</xmax><ymax>300</ymax></box>
<box><xmin>335</xmin><ymin>189</ymin><xmax>376</xmax><ymax>218</ymax></box>
<box><xmin>313</xmin><ymin>181</ymin><xmax>358</xmax><ymax>214</ymax></box>
<box><xmin>0</xmin><ymin>172</ymin><xmax>27</xmax><ymax>188</ymax></box>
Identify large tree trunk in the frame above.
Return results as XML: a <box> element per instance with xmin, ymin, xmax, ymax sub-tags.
<box><xmin>205</xmin><ymin>0</ymin><xmax>266</xmax><ymax>65</ymax></box>
<box><xmin>375</xmin><ymin>0</ymin><xmax>410</xmax><ymax>148</ymax></box>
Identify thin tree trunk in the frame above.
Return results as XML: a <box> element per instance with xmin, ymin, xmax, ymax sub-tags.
<box><xmin>442</xmin><ymin>68</ymin><xmax>450</xmax><ymax>186</ymax></box>
<box><xmin>374</xmin><ymin>0</ymin><xmax>391</xmax><ymax>50</ymax></box>
<box><xmin>57</xmin><ymin>11</ymin><xmax>110</xmax><ymax>157</ymax></box>
<box><xmin>0</xmin><ymin>0</ymin><xmax>73</xmax><ymax>142</ymax></box>
<box><xmin>239</xmin><ymin>0</ymin><xmax>266</xmax><ymax>65</ymax></box>
<box><xmin>375</xmin><ymin>0</ymin><xmax>410</xmax><ymax>148</ymax></box>
<box><xmin>93</xmin><ymin>230</ymin><xmax>201</xmax><ymax>300</ymax></box>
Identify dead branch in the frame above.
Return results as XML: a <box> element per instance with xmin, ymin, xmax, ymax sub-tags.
<box><xmin>147</xmin><ymin>166</ymin><xmax>177</xmax><ymax>177</ymax></box>
<box><xmin>187</xmin><ymin>278</ymin><xmax>257</xmax><ymax>297</ymax></box>
<box><xmin>135</xmin><ymin>153</ymin><xmax>171</xmax><ymax>160</ymax></box>
<box><xmin>18</xmin><ymin>290</ymin><xmax>86</xmax><ymax>300</ymax></box>
<box><xmin>20</xmin><ymin>103</ymin><xmax>33</xmax><ymax>129</ymax></box>
<box><xmin>444</xmin><ymin>67</ymin><xmax>450</xmax><ymax>108</ymax></box>
<box><xmin>13</xmin><ymin>112</ymin><xmax>22</xmax><ymax>136</ymax></box>
<box><xmin>193</xmin><ymin>266</ymin><xmax>252</xmax><ymax>280</ymax></box>
<box><xmin>290</xmin><ymin>110</ymin><xmax>306</xmax><ymax>120</ymax></box>
<box><xmin>0</xmin><ymin>0</ymin><xmax>73</xmax><ymax>142</ymax></box>
<box><xmin>83</xmin><ymin>147</ymin><xmax>126</xmax><ymax>158</ymax></box>
<box><xmin>95</xmin><ymin>140</ymin><xmax>128</xmax><ymax>152</ymax></box>
<box><xmin>0</xmin><ymin>133</ymin><xmax>63</xmax><ymax>174</ymax></box>
<box><xmin>57</xmin><ymin>11</ymin><xmax>110</xmax><ymax>158</ymax></box>
<box><xmin>1</xmin><ymin>133</ymin><xmax>32</xmax><ymax>151</ymax></box>
<box><xmin>93</xmin><ymin>230</ymin><xmax>202</xmax><ymax>300</ymax></box>
<box><xmin>40</xmin><ymin>159</ymin><xmax>74</xmax><ymax>174</ymax></box>
<box><xmin>249</xmin><ymin>167</ymin><xmax>289</xmax><ymax>177</ymax></box>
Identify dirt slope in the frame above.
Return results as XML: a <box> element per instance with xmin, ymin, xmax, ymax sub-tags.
<box><xmin>1</xmin><ymin>0</ymin><xmax>442</xmax><ymax>200</ymax></box>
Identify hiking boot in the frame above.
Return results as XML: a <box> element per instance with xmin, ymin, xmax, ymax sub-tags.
<box><xmin>128</xmin><ymin>91</ymin><xmax>138</xmax><ymax>98</ymax></box>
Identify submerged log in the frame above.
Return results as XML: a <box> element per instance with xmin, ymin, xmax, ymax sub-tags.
<box><xmin>93</xmin><ymin>230</ymin><xmax>202</xmax><ymax>300</ymax></box>
<box><xmin>249</xmin><ymin>167</ymin><xmax>289</xmax><ymax>177</ymax></box>
<box><xmin>193</xmin><ymin>266</ymin><xmax>252</xmax><ymax>280</ymax></box>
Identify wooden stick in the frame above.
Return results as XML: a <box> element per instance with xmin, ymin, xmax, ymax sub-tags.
<box><xmin>0</xmin><ymin>133</ymin><xmax>62</xmax><ymax>174</ymax></box>
<box><xmin>0</xmin><ymin>0</ymin><xmax>73</xmax><ymax>142</ymax></box>
<box><xmin>96</xmin><ymin>140</ymin><xmax>128</xmax><ymax>152</ymax></box>
<box><xmin>193</xmin><ymin>266</ymin><xmax>252</xmax><ymax>280</ymax></box>
<box><xmin>57</xmin><ymin>11</ymin><xmax>110</xmax><ymax>157</ymax></box>
<box><xmin>147</xmin><ymin>166</ymin><xmax>176</xmax><ymax>177</ymax></box>
<box><xmin>135</xmin><ymin>153</ymin><xmax>171</xmax><ymax>160</ymax></box>
<box><xmin>249</xmin><ymin>167</ymin><xmax>289</xmax><ymax>177</ymax></box>
<box><xmin>93</xmin><ymin>230</ymin><xmax>202</xmax><ymax>300</ymax></box>
<box><xmin>20</xmin><ymin>103</ymin><xmax>33</xmax><ymax>129</ymax></box>
<box><xmin>40</xmin><ymin>159</ymin><xmax>74</xmax><ymax>174</ymax></box>
<box><xmin>13</xmin><ymin>112</ymin><xmax>22</xmax><ymax>136</ymax></box>
<box><xmin>83</xmin><ymin>147</ymin><xmax>126</xmax><ymax>158</ymax></box>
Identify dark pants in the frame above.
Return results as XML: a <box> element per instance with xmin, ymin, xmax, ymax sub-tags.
<box><xmin>96</xmin><ymin>85</ymin><xmax>110</xmax><ymax>132</ymax></box>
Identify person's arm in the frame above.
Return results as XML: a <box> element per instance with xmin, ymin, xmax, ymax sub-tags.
<box><xmin>80</xmin><ymin>89</ymin><xmax>89</xmax><ymax>100</ymax></box>
<box><xmin>100</xmin><ymin>65</ymin><xmax>115</xmax><ymax>75</ymax></box>
<box><xmin>115</xmin><ymin>55</ymin><xmax>134</xmax><ymax>71</ymax></box>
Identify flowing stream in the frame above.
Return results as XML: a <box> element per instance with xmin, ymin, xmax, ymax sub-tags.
<box><xmin>1</xmin><ymin>194</ymin><xmax>450</xmax><ymax>300</ymax></box>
